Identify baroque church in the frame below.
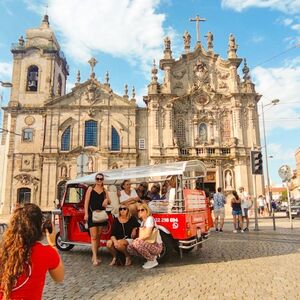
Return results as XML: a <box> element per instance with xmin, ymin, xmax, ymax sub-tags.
<box><xmin>0</xmin><ymin>15</ymin><xmax>263</xmax><ymax>213</ymax></box>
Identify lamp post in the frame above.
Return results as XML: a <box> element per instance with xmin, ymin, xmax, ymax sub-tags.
<box><xmin>261</xmin><ymin>99</ymin><xmax>279</xmax><ymax>217</ymax></box>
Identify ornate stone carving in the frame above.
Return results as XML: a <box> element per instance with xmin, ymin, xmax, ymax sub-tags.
<box><xmin>24</xmin><ymin>115</ymin><xmax>35</xmax><ymax>126</ymax></box>
<box><xmin>203</xmin><ymin>160</ymin><xmax>216</xmax><ymax>168</ymax></box>
<box><xmin>172</xmin><ymin>70</ymin><xmax>186</xmax><ymax>80</ymax></box>
<box><xmin>192</xmin><ymin>90</ymin><xmax>210</xmax><ymax>106</ymax></box>
<box><xmin>85</xmin><ymin>82</ymin><xmax>101</xmax><ymax>104</ymax></box>
<box><xmin>218</xmin><ymin>81</ymin><xmax>228</xmax><ymax>90</ymax></box>
<box><xmin>173</xmin><ymin>81</ymin><xmax>184</xmax><ymax>90</ymax></box>
<box><xmin>14</xmin><ymin>173</ymin><xmax>39</xmax><ymax>186</ymax></box>
<box><xmin>192</xmin><ymin>59</ymin><xmax>210</xmax><ymax>91</ymax></box>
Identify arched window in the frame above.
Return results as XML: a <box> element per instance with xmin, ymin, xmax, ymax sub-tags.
<box><xmin>175</xmin><ymin>118</ymin><xmax>186</xmax><ymax>146</ymax></box>
<box><xmin>57</xmin><ymin>74</ymin><xmax>62</xmax><ymax>96</ymax></box>
<box><xmin>199</xmin><ymin>123</ymin><xmax>207</xmax><ymax>143</ymax></box>
<box><xmin>61</xmin><ymin>126</ymin><xmax>71</xmax><ymax>151</ymax></box>
<box><xmin>84</xmin><ymin>120</ymin><xmax>97</xmax><ymax>147</ymax></box>
<box><xmin>27</xmin><ymin>65</ymin><xmax>39</xmax><ymax>91</ymax></box>
<box><xmin>17</xmin><ymin>188</ymin><xmax>31</xmax><ymax>205</ymax></box>
<box><xmin>57</xmin><ymin>181</ymin><xmax>67</xmax><ymax>202</ymax></box>
<box><xmin>111</xmin><ymin>127</ymin><xmax>120</xmax><ymax>151</ymax></box>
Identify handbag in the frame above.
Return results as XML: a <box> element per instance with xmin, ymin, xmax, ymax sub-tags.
<box><xmin>139</xmin><ymin>227</ymin><xmax>158</xmax><ymax>243</ymax></box>
<box><xmin>92</xmin><ymin>210</ymin><xmax>108</xmax><ymax>223</ymax></box>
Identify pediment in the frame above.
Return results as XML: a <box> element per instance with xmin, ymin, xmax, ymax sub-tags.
<box><xmin>45</xmin><ymin>79</ymin><xmax>135</xmax><ymax>108</ymax></box>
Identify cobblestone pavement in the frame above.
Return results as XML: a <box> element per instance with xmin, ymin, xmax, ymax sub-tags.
<box><xmin>40</xmin><ymin>218</ymin><xmax>300</xmax><ymax>300</ymax></box>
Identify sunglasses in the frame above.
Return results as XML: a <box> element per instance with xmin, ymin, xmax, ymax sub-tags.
<box><xmin>137</xmin><ymin>208</ymin><xmax>145</xmax><ymax>212</ymax></box>
<box><xmin>96</xmin><ymin>178</ymin><xmax>104</xmax><ymax>181</ymax></box>
<box><xmin>119</xmin><ymin>207</ymin><xmax>128</xmax><ymax>211</ymax></box>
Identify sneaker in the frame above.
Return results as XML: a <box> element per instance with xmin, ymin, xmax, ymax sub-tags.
<box><xmin>215</xmin><ymin>228</ymin><xmax>219</xmax><ymax>232</ymax></box>
<box><xmin>142</xmin><ymin>259</ymin><xmax>158</xmax><ymax>269</ymax></box>
<box><xmin>240</xmin><ymin>230</ymin><xmax>244</xmax><ymax>233</ymax></box>
<box><xmin>219</xmin><ymin>229</ymin><xmax>223</xmax><ymax>232</ymax></box>
<box><xmin>244</xmin><ymin>227</ymin><xmax>249</xmax><ymax>232</ymax></box>
<box><xmin>233</xmin><ymin>230</ymin><xmax>237</xmax><ymax>233</ymax></box>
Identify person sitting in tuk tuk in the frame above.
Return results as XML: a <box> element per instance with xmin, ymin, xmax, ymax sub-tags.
<box><xmin>119</xmin><ymin>180</ymin><xmax>140</xmax><ymax>216</ymax></box>
<box><xmin>149</xmin><ymin>183</ymin><xmax>161</xmax><ymax>200</ymax></box>
<box><xmin>160</xmin><ymin>181</ymin><xmax>168</xmax><ymax>200</ymax></box>
<box><xmin>84</xmin><ymin>173</ymin><xmax>110</xmax><ymax>266</ymax></box>
<box><xmin>136</xmin><ymin>182</ymin><xmax>152</xmax><ymax>203</ymax></box>
<box><xmin>106</xmin><ymin>204</ymin><xmax>140</xmax><ymax>266</ymax></box>
<box><xmin>127</xmin><ymin>203</ymin><xmax>163</xmax><ymax>269</ymax></box>
<box><xmin>0</xmin><ymin>203</ymin><xmax>64</xmax><ymax>300</ymax></box>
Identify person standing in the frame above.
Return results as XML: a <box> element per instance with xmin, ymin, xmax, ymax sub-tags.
<box><xmin>239</xmin><ymin>187</ymin><xmax>251</xmax><ymax>231</ymax></box>
<box><xmin>231</xmin><ymin>190</ymin><xmax>244</xmax><ymax>233</ymax></box>
<box><xmin>0</xmin><ymin>203</ymin><xmax>64</xmax><ymax>300</ymax></box>
<box><xmin>258</xmin><ymin>195</ymin><xmax>265</xmax><ymax>217</ymax></box>
<box><xmin>84</xmin><ymin>173</ymin><xmax>110</xmax><ymax>266</ymax></box>
<box><xmin>213</xmin><ymin>187</ymin><xmax>226</xmax><ymax>232</ymax></box>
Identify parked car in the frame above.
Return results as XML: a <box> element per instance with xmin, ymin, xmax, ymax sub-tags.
<box><xmin>286</xmin><ymin>199</ymin><xmax>300</xmax><ymax>219</ymax></box>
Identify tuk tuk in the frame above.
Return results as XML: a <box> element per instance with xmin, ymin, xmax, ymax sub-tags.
<box><xmin>53</xmin><ymin>160</ymin><xmax>213</xmax><ymax>261</ymax></box>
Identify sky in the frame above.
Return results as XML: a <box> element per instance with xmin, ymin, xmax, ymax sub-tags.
<box><xmin>0</xmin><ymin>0</ymin><xmax>299</xmax><ymax>186</ymax></box>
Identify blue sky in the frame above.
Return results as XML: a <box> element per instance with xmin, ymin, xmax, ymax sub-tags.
<box><xmin>0</xmin><ymin>0</ymin><xmax>299</xmax><ymax>185</ymax></box>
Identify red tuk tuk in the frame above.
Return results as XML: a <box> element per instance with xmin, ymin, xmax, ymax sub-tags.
<box><xmin>53</xmin><ymin>160</ymin><xmax>213</xmax><ymax>261</ymax></box>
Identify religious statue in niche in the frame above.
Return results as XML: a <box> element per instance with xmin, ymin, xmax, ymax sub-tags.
<box><xmin>88</xmin><ymin>157</ymin><xmax>94</xmax><ymax>172</ymax></box>
<box><xmin>224</xmin><ymin>169</ymin><xmax>233</xmax><ymax>190</ymax></box>
<box><xmin>199</xmin><ymin>123</ymin><xmax>207</xmax><ymax>143</ymax></box>
<box><xmin>61</xmin><ymin>165</ymin><xmax>68</xmax><ymax>178</ymax></box>
<box><xmin>192</xmin><ymin>60</ymin><xmax>209</xmax><ymax>90</ymax></box>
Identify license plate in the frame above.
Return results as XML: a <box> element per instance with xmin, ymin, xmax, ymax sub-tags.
<box><xmin>291</xmin><ymin>212</ymin><xmax>297</xmax><ymax>215</ymax></box>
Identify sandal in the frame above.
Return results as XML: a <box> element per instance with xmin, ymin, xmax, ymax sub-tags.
<box><xmin>109</xmin><ymin>258</ymin><xmax>117</xmax><ymax>266</ymax></box>
<box><xmin>125</xmin><ymin>257</ymin><xmax>132</xmax><ymax>266</ymax></box>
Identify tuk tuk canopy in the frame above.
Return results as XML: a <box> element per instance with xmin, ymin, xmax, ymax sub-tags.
<box><xmin>67</xmin><ymin>160</ymin><xmax>207</xmax><ymax>185</ymax></box>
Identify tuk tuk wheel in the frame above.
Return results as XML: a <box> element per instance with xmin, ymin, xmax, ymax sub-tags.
<box><xmin>158</xmin><ymin>231</ymin><xmax>174</xmax><ymax>263</ymax></box>
<box><xmin>55</xmin><ymin>232</ymin><xmax>75</xmax><ymax>251</ymax></box>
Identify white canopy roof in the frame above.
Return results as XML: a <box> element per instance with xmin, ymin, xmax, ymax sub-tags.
<box><xmin>67</xmin><ymin>160</ymin><xmax>207</xmax><ymax>185</ymax></box>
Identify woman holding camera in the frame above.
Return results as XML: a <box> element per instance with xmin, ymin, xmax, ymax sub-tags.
<box><xmin>84</xmin><ymin>172</ymin><xmax>110</xmax><ymax>266</ymax></box>
<box><xmin>0</xmin><ymin>203</ymin><xmax>64</xmax><ymax>300</ymax></box>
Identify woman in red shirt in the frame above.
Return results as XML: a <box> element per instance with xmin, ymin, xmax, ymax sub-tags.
<box><xmin>0</xmin><ymin>203</ymin><xmax>64</xmax><ymax>300</ymax></box>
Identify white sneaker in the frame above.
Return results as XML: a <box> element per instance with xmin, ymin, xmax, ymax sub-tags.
<box><xmin>142</xmin><ymin>259</ymin><xmax>158</xmax><ymax>269</ymax></box>
<box><xmin>241</xmin><ymin>230</ymin><xmax>244</xmax><ymax>233</ymax></box>
<box><xmin>233</xmin><ymin>230</ymin><xmax>237</xmax><ymax>233</ymax></box>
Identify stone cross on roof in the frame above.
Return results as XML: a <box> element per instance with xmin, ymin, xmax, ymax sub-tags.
<box><xmin>88</xmin><ymin>57</ymin><xmax>97</xmax><ymax>79</ymax></box>
<box><xmin>190</xmin><ymin>15</ymin><xmax>206</xmax><ymax>44</ymax></box>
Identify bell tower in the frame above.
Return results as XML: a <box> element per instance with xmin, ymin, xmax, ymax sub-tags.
<box><xmin>10</xmin><ymin>15</ymin><xmax>69</xmax><ymax>107</ymax></box>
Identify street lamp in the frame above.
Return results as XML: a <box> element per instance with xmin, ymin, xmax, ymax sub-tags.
<box><xmin>261</xmin><ymin>99</ymin><xmax>279</xmax><ymax>217</ymax></box>
<box><xmin>0</xmin><ymin>81</ymin><xmax>13</xmax><ymax>88</ymax></box>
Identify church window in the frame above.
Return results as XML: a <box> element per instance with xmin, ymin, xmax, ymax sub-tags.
<box><xmin>27</xmin><ymin>65</ymin><xmax>39</xmax><ymax>92</ymax></box>
<box><xmin>84</xmin><ymin>120</ymin><xmax>97</xmax><ymax>147</ymax></box>
<box><xmin>57</xmin><ymin>181</ymin><xmax>67</xmax><ymax>201</ymax></box>
<box><xmin>111</xmin><ymin>127</ymin><xmax>120</xmax><ymax>151</ymax></box>
<box><xmin>17</xmin><ymin>188</ymin><xmax>31</xmax><ymax>205</ymax></box>
<box><xmin>175</xmin><ymin>118</ymin><xmax>186</xmax><ymax>146</ymax></box>
<box><xmin>22</xmin><ymin>128</ymin><xmax>33</xmax><ymax>142</ymax></box>
<box><xmin>199</xmin><ymin>123</ymin><xmax>207</xmax><ymax>142</ymax></box>
<box><xmin>61</xmin><ymin>126</ymin><xmax>71</xmax><ymax>151</ymax></box>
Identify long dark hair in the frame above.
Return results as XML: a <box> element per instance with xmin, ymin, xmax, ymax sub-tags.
<box><xmin>232</xmin><ymin>190</ymin><xmax>239</xmax><ymax>200</ymax></box>
<box><xmin>0</xmin><ymin>203</ymin><xmax>44</xmax><ymax>299</ymax></box>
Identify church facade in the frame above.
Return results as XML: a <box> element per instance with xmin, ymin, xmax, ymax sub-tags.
<box><xmin>0</xmin><ymin>16</ymin><xmax>263</xmax><ymax>214</ymax></box>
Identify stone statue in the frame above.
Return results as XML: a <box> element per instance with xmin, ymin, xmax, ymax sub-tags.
<box><xmin>225</xmin><ymin>170</ymin><xmax>233</xmax><ymax>189</ymax></box>
<box><xmin>164</xmin><ymin>36</ymin><xmax>171</xmax><ymax>50</ymax></box>
<box><xmin>88</xmin><ymin>157</ymin><xmax>94</xmax><ymax>172</ymax></box>
<box><xmin>229</xmin><ymin>33</ymin><xmax>236</xmax><ymax>50</ymax></box>
<box><xmin>61</xmin><ymin>165</ymin><xmax>67</xmax><ymax>178</ymax></box>
<box><xmin>183</xmin><ymin>31</ymin><xmax>191</xmax><ymax>50</ymax></box>
<box><xmin>199</xmin><ymin>123</ymin><xmax>207</xmax><ymax>142</ymax></box>
<box><xmin>206</xmin><ymin>31</ymin><xmax>213</xmax><ymax>50</ymax></box>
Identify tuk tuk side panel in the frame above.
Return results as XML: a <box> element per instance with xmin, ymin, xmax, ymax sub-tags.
<box><xmin>153</xmin><ymin>212</ymin><xmax>208</xmax><ymax>240</ymax></box>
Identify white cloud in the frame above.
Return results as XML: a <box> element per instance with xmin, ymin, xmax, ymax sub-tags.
<box><xmin>24</xmin><ymin>0</ymin><xmax>171</xmax><ymax>76</ymax></box>
<box><xmin>221</xmin><ymin>0</ymin><xmax>300</xmax><ymax>14</ymax></box>
<box><xmin>283</xmin><ymin>18</ymin><xmax>294</xmax><ymax>26</ymax></box>
<box><xmin>251</xmin><ymin>34</ymin><xmax>264</xmax><ymax>43</ymax></box>
<box><xmin>268</xmin><ymin>143</ymin><xmax>295</xmax><ymax>160</ymax></box>
<box><xmin>252</xmin><ymin>59</ymin><xmax>300</xmax><ymax>131</ymax></box>
<box><xmin>0</xmin><ymin>61</ymin><xmax>12</xmax><ymax>80</ymax></box>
